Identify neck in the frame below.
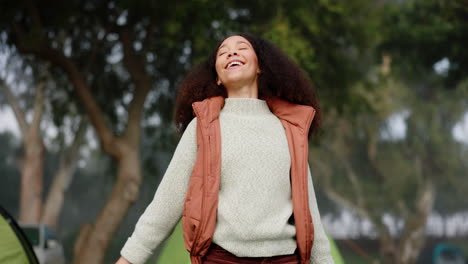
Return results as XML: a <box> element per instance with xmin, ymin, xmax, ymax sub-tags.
<box><xmin>225</xmin><ymin>81</ymin><xmax>259</xmax><ymax>99</ymax></box>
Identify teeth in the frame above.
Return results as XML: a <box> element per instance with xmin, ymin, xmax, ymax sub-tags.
<box><xmin>228</xmin><ymin>61</ymin><xmax>242</xmax><ymax>68</ymax></box>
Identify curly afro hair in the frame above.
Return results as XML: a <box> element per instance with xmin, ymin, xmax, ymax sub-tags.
<box><xmin>174</xmin><ymin>33</ymin><xmax>321</xmax><ymax>138</ymax></box>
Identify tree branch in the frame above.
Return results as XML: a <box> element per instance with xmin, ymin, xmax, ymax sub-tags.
<box><xmin>13</xmin><ymin>2</ymin><xmax>122</xmax><ymax>156</ymax></box>
<box><xmin>398</xmin><ymin>180</ymin><xmax>434</xmax><ymax>263</ymax></box>
<box><xmin>342</xmin><ymin>157</ymin><xmax>367</xmax><ymax>210</ymax></box>
<box><xmin>83</xmin><ymin>33</ymin><xmax>107</xmax><ymax>76</ymax></box>
<box><xmin>13</xmin><ymin>23</ymin><xmax>119</xmax><ymax>157</ymax></box>
<box><xmin>40</xmin><ymin>117</ymin><xmax>88</xmax><ymax>226</ymax></box>
<box><xmin>141</xmin><ymin>21</ymin><xmax>155</xmax><ymax>54</ymax></box>
<box><xmin>30</xmin><ymin>67</ymin><xmax>48</xmax><ymax>137</ymax></box>
<box><xmin>0</xmin><ymin>79</ymin><xmax>29</xmax><ymax>137</ymax></box>
<box><xmin>25</xmin><ymin>0</ymin><xmax>44</xmax><ymax>37</ymax></box>
<box><xmin>310</xmin><ymin>157</ymin><xmax>373</xmax><ymax>221</ymax></box>
<box><xmin>119</xmin><ymin>26</ymin><xmax>149</xmax><ymax>84</ymax></box>
<box><xmin>119</xmin><ymin>26</ymin><xmax>152</xmax><ymax>145</ymax></box>
<box><xmin>322</xmin><ymin>142</ymin><xmax>368</xmax><ymax>211</ymax></box>
<box><xmin>47</xmin><ymin>49</ymin><xmax>119</xmax><ymax>156</ymax></box>
<box><xmin>63</xmin><ymin>117</ymin><xmax>88</xmax><ymax>188</ymax></box>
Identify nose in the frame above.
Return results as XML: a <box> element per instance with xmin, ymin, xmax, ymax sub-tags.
<box><xmin>228</xmin><ymin>51</ymin><xmax>238</xmax><ymax>57</ymax></box>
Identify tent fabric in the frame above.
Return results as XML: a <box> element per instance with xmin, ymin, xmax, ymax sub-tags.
<box><xmin>157</xmin><ymin>221</ymin><xmax>191</xmax><ymax>264</ymax></box>
<box><xmin>328</xmin><ymin>233</ymin><xmax>345</xmax><ymax>264</ymax></box>
<box><xmin>0</xmin><ymin>206</ymin><xmax>39</xmax><ymax>264</ymax></box>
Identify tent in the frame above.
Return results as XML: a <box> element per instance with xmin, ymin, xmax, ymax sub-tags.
<box><xmin>0</xmin><ymin>206</ymin><xmax>39</xmax><ymax>264</ymax></box>
<box><xmin>157</xmin><ymin>221</ymin><xmax>344</xmax><ymax>264</ymax></box>
<box><xmin>417</xmin><ymin>242</ymin><xmax>465</xmax><ymax>264</ymax></box>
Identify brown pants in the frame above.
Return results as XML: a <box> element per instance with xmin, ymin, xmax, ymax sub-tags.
<box><xmin>202</xmin><ymin>244</ymin><xmax>300</xmax><ymax>264</ymax></box>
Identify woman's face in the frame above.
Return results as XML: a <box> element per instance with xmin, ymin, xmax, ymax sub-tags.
<box><xmin>215</xmin><ymin>36</ymin><xmax>260</xmax><ymax>89</ymax></box>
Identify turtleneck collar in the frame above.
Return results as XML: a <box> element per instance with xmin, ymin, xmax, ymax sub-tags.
<box><xmin>221</xmin><ymin>98</ymin><xmax>272</xmax><ymax>116</ymax></box>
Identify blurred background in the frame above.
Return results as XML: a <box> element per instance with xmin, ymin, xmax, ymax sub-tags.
<box><xmin>0</xmin><ymin>0</ymin><xmax>467</xmax><ymax>263</ymax></box>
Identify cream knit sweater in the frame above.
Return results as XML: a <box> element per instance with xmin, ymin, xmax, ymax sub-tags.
<box><xmin>120</xmin><ymin>98</ymin><xmax>334</xmax><ymax>264</ymax></box>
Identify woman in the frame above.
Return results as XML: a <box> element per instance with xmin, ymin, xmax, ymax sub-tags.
<box><xmin>116</xmin><ymin>33</ymin><xmax>334</xmax><ymax>264</ymax></box>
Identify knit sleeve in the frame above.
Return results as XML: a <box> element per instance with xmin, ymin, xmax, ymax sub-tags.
<box><xmin>120</xmin><ymin>118</ymin><xmax>198</xmax><ymax>264</ymax></box>
<box><xmin>307</xmin><ymin>165</ymin><xmax>335</xmax><ymax>264</ymax></box>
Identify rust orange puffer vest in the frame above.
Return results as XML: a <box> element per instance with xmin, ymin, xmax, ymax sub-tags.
<box><xmin>182</xmin><ymin>96</ymin><xmax>316</xmax><ymax>264</ymax></box>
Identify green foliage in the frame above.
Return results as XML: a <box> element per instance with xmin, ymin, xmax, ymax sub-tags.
<box><xmin>1</xmin><ymin>0</ymin><xmax>467</xmax><ymax>262</ymax></box>
<box><xmin>313</xmin><ymin>72</ymin><xmax>468</xmax><ymax>216</ymax></box>
<box><xmin>238</xmin><ymin>0</ymin><xmax>381</xmax><ymax>109</ymax></box>
<box><xmin>263</xmin><ymin>17</ymin><xmax>317</xmax><ymax>74</ymax></box>
<box><xmin>309</xmin><ymin>0</ymin><xmax>468</xmax><ymax>225</ymax></box>
<box><xmin>379</xmin><ymin>0</ymin><xmax>468</xmax><ymax>87</ymax></box>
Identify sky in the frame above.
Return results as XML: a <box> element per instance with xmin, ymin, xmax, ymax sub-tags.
<box><xmin>324</xmin><ymin>209</ymin><xmax>468</xmax><ymax>238</ymax></box>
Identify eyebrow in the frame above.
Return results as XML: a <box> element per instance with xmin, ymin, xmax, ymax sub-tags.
<box><xmin>218</xmin><ymin>41</ymin><xmax>251</xmax><ymax>52</ymax></box>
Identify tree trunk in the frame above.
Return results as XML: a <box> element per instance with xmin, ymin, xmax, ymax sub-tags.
<box><xmin>378</xmin><ymin>180</ymin><xmax>434</xmax><ymax>264</ymax></box>
<box><xmin>40</xmin><ymin>163</ymin><xmax>70</xmax><ymax>227</ymax></box>
<box><xmin>41</xmin><ymin>120</ymin><xmax>87</xmax><ymax>227</ymax></box>
<box><xmin>73</xmin><ymin>144</ymin><xmax>141</xmax><ymax>264</ymax></box>
<box><xmin>31</xmin><ymin>50</ymin><xmax>149</xmax><ymax>263</ymax></box>
<box><xmin>396</xmin><ymin>181</ymin><xmax>434</xmax><ymax>264</ymax></box>
<box><xmin>379</xmin><ymin>224</ymin><xmax>397</xmax><ymax>264</ymax></box>
<box><xmin>19</xmin><ymin>132</ymin><xmax>45</xmax><ymax>223</ymax></box>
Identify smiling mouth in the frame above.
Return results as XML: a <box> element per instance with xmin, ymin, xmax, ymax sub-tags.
<box><xmin>225</xmin><ymin>60</ymin><xmax>245</xmax><ymax>69</ymax></box>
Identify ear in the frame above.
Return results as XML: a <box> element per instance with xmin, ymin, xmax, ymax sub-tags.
<box><xmin>216</xmin><ymin>78</ymin><xmax>222</xmax><ymax>86</ymax></box>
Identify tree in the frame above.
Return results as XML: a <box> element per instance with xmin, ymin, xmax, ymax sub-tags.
<box><xmin>2</xmin><ymin>1</ymin><xmax>465</xmax><ymax>263</ymax></box>
<box><xmin>0</xmin><ymin>64</ymin><xmax>47</xmax><ymax>224</ymax></box>
<box><xmin>290</xmin><ymin>1</ymin><xmax>468</xmax><ymax>262</ymax></box>
<box><xmin>2</xmin><ymin>0</ymin><xmax>231</xmax><ymax>262</ymax></box>
<box><xmin>311</xmin><ymin>57</ymin><xmax>468</xmax><ymax>264</ymax></box>
<box><xmin>0</xmin><ymin>45</ymin><xmax>89</xmax><ymax>228</ymax></box>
